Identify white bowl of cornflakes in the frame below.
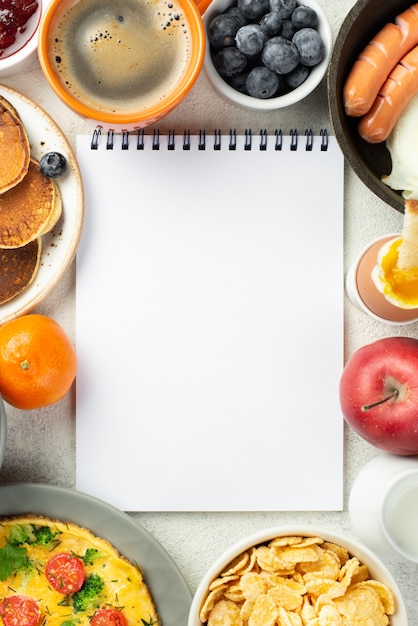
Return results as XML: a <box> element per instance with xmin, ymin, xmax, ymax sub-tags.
<box><xmin>188</xmin><ymin>526</ymin><xmax>407</xmax><ymax>625</ymax></box>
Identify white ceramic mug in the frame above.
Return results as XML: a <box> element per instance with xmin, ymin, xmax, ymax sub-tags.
<box><xmin>380</xmin><ymin>468</ymin><xmax>418</xmax><ymax>563</ymax></box>
<box><xmin>349</xmin><ymin>453</ymin><xmax>418</xmax><ymax>563</ymax></box>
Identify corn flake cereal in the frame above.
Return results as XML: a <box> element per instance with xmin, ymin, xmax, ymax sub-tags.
<box><xmin>209</xmin><ymin>574</ymin><xmax>239</xmax><ymax>590</ymax></box>
<box><xmin>221</xmin><ymin>552</ymin><xmax>252</xmax><ymax>577</ymax></box>
<box><xmin>334</xmin><ymin>584</ymin><xmax>391</xmax><ymax>625</ymax></box>
<box><xmin>199</xmin><ymin>535</ymin><xmax>396</xmax><ymax>626</ymax></box>
<box><xmin>248</xmin><ymin>594</ymin><xmax>278</xmax><ymax>626</ymax></box>
<box><xmin>207</xmin><ymin>599</ymin><xmax>243</xmax><ymax>626</ymax></box>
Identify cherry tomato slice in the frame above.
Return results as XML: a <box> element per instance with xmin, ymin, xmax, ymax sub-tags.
<box><xmin>0</xmin><ymin>595</ymin><xmax>40</xmax><ymax>626</ymax></box>
<box><xmin>45</xmin><ymin>552</ymin><xmax>85</xmax><ymax>594</ymax></box>
<box><xmin>91</xmin><ymin>609</ymin><xmax>128</xmax><ymax>626</ymax></box>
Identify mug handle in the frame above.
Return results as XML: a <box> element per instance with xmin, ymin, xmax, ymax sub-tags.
<box><xmin>194</xmin><ymin>0</ymin><xmax>212</xmax><ymax>15</ymax></box>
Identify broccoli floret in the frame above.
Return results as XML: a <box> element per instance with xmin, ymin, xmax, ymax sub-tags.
<box><xmin>81</xmin><ymin>548</ymin><xmax>102</xmax><ymax>566</ymax></box>
<box><xmin>72</xmin><ymin>574</ymin><xmax>104</xmax><ymax>613</ymax></box>
<box><xmin>8</xmin><ymin>523</ymin><xmax>61</xmax><ymax>548</ymax></box>
<box><xmin>32</xmin><ymin>525</ymin><xmax>61</xmax><ymax>546</ymax></box>
<box><xmin>7</xmin><ymin>524</ymin><xmax>35</xmax><ymax>547</ymax></box>
<box><xmin>71</xmin><ymin>548</ymin><xmax>105</xmax><ymax>566</ymax></box>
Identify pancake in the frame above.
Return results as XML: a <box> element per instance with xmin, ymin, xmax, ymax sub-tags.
<box><xmin>0</xmin><ymin>94</ymin><xmax>21</xmax><ymax>120</ymax></box>
<box><xmin>0</xmin><ymin>238</ymin><xmax>41</xmax><ymax>304</ymax></box>
<box><xmin>0</xmin><ymin>96</ymin><xmax>30</xmax><ymax>194</ymax></box>
<box><xmin>0</xmin><ymin>158</ymin><xmax>62</xmax><ymax>249</ymax></box>
<box><xmin>0</xmin><ymin>514</ymin><xmax>160</xmax><ymax>626</ymax></box>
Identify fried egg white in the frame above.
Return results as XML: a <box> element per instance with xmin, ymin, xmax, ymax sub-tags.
<box><xmin>0</xmin><ymin>515</ymin><xmax>159</xmax><ymax>626</ymax></box>
<box><xmin>382</xmin><ymin>93</ymin><xmax>418</xmax><ymax>199</ymax></box>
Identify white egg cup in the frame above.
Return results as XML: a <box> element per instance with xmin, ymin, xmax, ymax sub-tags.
<box><xmin>345</xmin><ymin>233</ymin><xmax>418</xmax><ymax>325</ymax></box>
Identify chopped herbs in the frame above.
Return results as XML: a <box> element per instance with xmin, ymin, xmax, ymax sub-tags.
<box><xmin>0</xmin><ymin>542</ymin><xmax>30</xmax><ymax>581</ymax></box>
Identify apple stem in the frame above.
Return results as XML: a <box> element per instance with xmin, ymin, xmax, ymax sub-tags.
<box><xmin>361</xmin><ymin>390</ymin><xmax>399</xmax><ymax>412</ymax></box>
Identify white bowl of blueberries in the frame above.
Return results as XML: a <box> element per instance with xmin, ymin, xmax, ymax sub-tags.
<box><xmin>203</xmin><ymin>0</ymin><xmax>332</xmax><ymax>109</ymax></box>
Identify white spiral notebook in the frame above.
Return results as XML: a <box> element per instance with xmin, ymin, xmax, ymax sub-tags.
<box><xmin>75</xmin><ymin>129</ymin><xmax>344</xmax><ymax>512</ymax></box>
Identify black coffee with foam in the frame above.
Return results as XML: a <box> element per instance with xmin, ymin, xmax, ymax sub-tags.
<box><xmin>51</xmin><ymin>0</ymin><xmax>192</xmax><ymax>113</ymax></box>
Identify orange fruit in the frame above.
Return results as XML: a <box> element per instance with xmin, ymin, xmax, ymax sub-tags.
<box><xmin>0</xmin><ymin>314</ymin><xmax>77</xmax><ymax>410</ymax></box>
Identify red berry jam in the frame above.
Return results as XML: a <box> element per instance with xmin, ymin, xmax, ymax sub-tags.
<box><xmin>0</xmin><ymin>0</ymin><xmax>38</xmax><ymax>56</ymax></box>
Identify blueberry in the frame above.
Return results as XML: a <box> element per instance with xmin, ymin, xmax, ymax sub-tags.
<box><xmin>292</xmin><ymin>28</ymin><xmax>323</xmax><ymax>66</ymax></box>
<box><xmin>227</xmin><ymin>69</ymin><xmax>251</xmax><ymax>93</ymax></box>
<box><xmin>259</xmin><ymin>12</ymin><xmax>282</xmax><ymax>36</ymax></box>
<box><xmin>208</xmin><ymin>14</ymin><xmax>241</xmax><ymax>48</ymax></box>
<box><xmin>213</xmin><ymin>46</ymin><xmax>248</xmax><ymax>76</ymax></box>
<box><xmin>39</xmin><ymin>152</ymin><xmax>67</xmax><ymax>178</ymax></box>
<box><xmin>268</xmin><ymin>0</ymin><xmax>297</xmax><ymax>19</ymax></box>
<box><xmin>280</xmin><ymin>19</ymin><xmax>296</xmax><ymax>39</ymax></box>
<box><xmin>261</xmin><ymin>36</ymin><xmax>299</xmax><ymax>74</ymax></box>
<box><xmin>225</xmin><ymin>6</ymin><xmax>248</xmax><ymax>27</ymax></box>
<box><xmin>291</xmin><ymin>5</ymin><xmax>317</xmax><ymax>28</ymax></box>
<box><xmin>237</xmin><ymin>0</ymin><xmax>269</xmax><ymax>20</ymax></box>
<box><xmin>285</xmin><ymin>63</ymin><xmax>309</xmax><ymax>89</ymax></box>
<box><xmin>246</xmin><ymin>66</ymin><xmax>280</xmax><ymax>98</ymax></box>
<box><xmin>235</xmin><ymin>24</ymin><xmax>265</xmax><ymax>56</ymax></box>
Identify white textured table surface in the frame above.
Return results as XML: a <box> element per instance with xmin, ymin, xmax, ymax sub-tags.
<box><xmin>0</xmin><ymin>0</ymin><xmax>417</xmax><ymax>623</ymax></box>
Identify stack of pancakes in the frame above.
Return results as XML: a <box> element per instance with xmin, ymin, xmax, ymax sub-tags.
<box><xmin>0</xmin><ymin>96</ymin><xmax>62</xmax><ymax>306</ymax></box>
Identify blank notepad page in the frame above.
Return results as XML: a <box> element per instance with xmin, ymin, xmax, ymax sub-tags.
<box><xmin>75</xmin><ymin>130</ymin><xmax>344</xmax><ymax>512</ymax></box>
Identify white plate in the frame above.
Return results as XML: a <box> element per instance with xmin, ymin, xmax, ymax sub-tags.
<box><xmin>349</xmin><ymin>453</ymin><xmax>418</xmax><ymax>563</ymax></box>
<box><xmin>0</xmin><ymin>483</ymin><xmax>192</xmax><ymax>626</ymax></box>
<box><xmin>0</xmin><ymin>84</ymin><xmax>84</xmax><ymax>324</ymax></box>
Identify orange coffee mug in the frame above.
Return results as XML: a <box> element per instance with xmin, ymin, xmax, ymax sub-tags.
<box><xmin>38</xmin><ymin>0</ymin><xmax>207</xmax><ymax>131</ymax></box>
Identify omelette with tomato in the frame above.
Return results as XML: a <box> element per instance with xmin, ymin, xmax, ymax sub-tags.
<box><xmin>0</xmin><ymin>515</ymin><xmax>160</xmax><ymax>626</ymax></box>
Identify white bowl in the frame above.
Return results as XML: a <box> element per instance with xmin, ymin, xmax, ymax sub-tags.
<box><xmin>188</xmin><ymin>525</ymin><xmax>408</xmax><ymax>625</ymax></box>
<box><xmin>0</xmin><ymin>0</ymin><xmax>51</xmax><ymax>77</ymax></box>
<box><xmin>203</xmin><ymin>0</ymin><xmax>332</xmax><ymax>110</ymax></box>
<box><xmin>0</xmin><ymin>395</ymin><xmax>6</xmax><ymax>470</ymax></box>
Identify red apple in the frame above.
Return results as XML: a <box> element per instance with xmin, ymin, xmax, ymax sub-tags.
<box><xmin>339</xmin><ymin>336</ymin><xmax>418</xmax><ymax>455</ymax></box>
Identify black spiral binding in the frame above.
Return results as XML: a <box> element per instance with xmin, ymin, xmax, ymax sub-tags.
<box><xmin>90</xmin><ymin>128</ymin><xmax>330</xmax><ymax>151</ymax></box>
<box><xmin>320</xmin><ymin>128</ymin><xmax>328</xmax><ymax>151</ymax></box>
<box><xmin>152</xmin><ymin>129</ymin><xmax>160</xmax><ymax>150</ymax></box>
<box><xmin>290</xmin><ymin>129</ymin><xmax>298</xmax><ymax>151</ymax></box>
<box><xmin>91</xmin><ymin>128</ymin><xmax>100</xmax><ymax>150</ymax></box>
<box><xmin>198</xmin><ymin>129</ymin><xmax>206</xmax><ymax>150</ymax></box>
<box><xmin>214</xmin><ymin>129</ymin><xmax>221</xmax><ymax>151</ymax></box>
<box><xmin>137</xmin><ymin>129</ymin><xmax>145</xmax><ymax>150</ymax></box>
<box><xmin>244</xmin><ymin>129</ymin><xmax>252</xmax><ymax>151</ymax></box>
<box><xmin>106</xmin><ymin>130</ymin><xmax>114</xmax><ymax>151</ymax></box>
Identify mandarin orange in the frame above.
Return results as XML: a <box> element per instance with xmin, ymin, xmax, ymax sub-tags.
<box><xmin>0</xmin><ymin>314</ymin><xmax>77</xmax><ymax>410</ymax></box>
